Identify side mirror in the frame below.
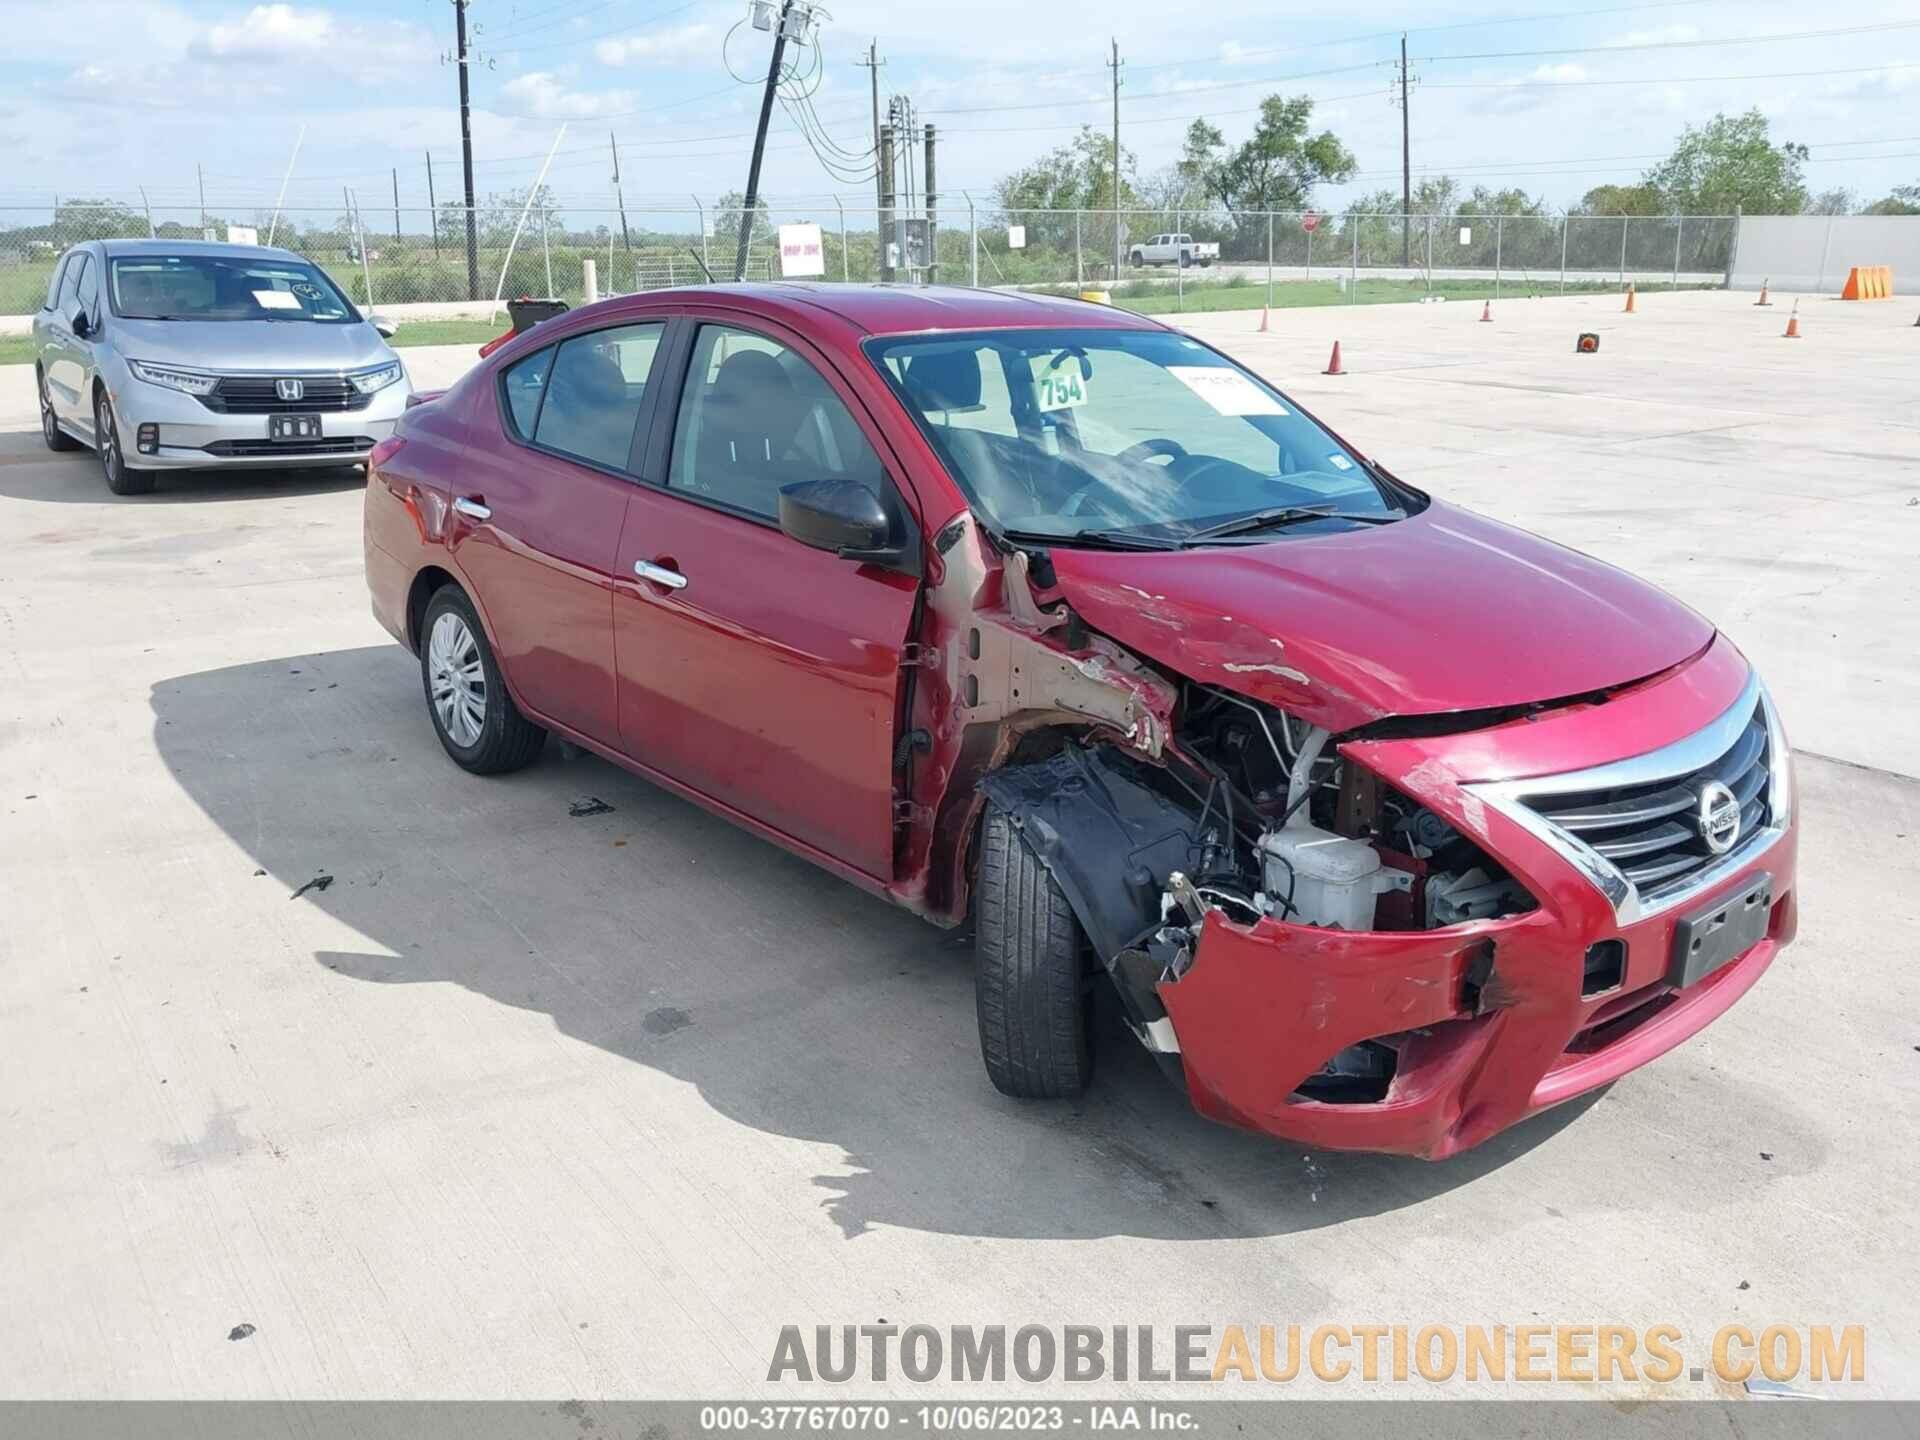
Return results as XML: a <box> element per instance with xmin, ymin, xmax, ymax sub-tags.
<box><xmin>70</xmin><ymin>310</ymin><xmax>91</xmax><ymax>339</ymax></box>
<box><xmin>369</xmin><ymin>315</ymin><xmax>398</xmax><ymax>339</ymax></box>
<box><xmin>778</xmin><ymin>478</ymin><xmax>917</xmax><ymax>573</ymax></box>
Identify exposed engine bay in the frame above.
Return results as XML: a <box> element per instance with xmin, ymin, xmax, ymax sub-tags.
<box><xmin>978</xmin><ymin>679</ymin><xmax>1538</xmax><ymax>1102</ymax></box>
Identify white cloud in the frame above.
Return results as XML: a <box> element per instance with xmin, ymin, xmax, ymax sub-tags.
<box><xmin>196</xmin><ymin>3</ymin><xmax>332</xmax><ymax>59</ymax></box>
<box><xmin>188</xmin><ymin>4</ymin><xmax>433</xmax><ymax>75</ymax></box>
<box><xmin>500</xmin><ymin>71</ymin><xmax>641</xmax><ymax>119</ymax></box>
<box><xmin>1531</xmin><ymin>63</ymin><xmax>1587</xmax><ymax>84</ymax></box>
<box><xmin>594</xmin><ymin>24</ymin><xmax>715</xmax><ymax>67</ymax></box>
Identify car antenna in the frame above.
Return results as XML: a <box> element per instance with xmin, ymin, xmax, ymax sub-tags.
<box><xmin>687</xmin><ymin>248</ymin><xmax>715</xmax><ymax>284</ymax></box>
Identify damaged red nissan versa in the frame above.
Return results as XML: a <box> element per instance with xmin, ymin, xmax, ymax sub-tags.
<box><xmin>364</xmin><ymin>285</ymin><xmax>1796</xmax><ymax>1158</ymax></box>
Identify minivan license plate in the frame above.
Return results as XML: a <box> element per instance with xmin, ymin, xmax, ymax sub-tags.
<box><xmin>1668</xmin><ymin>873</ymin><xmax>1772</xmax><ymax>988</ymax></box>
<box><xmin>270</xmin><ymin>414</ymin><xmax>322</xmax><ymax>442</ymax></box>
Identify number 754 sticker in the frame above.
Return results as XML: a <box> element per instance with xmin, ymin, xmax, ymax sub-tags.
<box><xmin>1036</xmin><ymin>371</ymin><xmax>1088</xmax><ymax>411</ymax></box>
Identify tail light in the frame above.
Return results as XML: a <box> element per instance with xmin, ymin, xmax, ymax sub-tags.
<box><xmin>369</xmin><ymin>437</ymin><xmax>406</xmax><ymax>473</ymax></box>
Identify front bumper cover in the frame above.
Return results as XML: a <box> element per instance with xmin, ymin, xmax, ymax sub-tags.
<box><xmin>1155</xmin><ymin>633</ymin><xmax>1797</xmax><ymax>1157</ymax></box>
<box><xmin>110</xmin><ymin>368</ymin><xmax>410</xmax><ymax>469</ymax></box>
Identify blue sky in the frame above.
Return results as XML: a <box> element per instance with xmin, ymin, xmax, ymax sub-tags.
<box><xmin>2</xmin><ymin>0</ymin><xmax>1916</xmax><ymax>224</ymax></box>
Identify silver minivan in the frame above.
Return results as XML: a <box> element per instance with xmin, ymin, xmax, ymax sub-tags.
<box><xmin>34</xmin><ymin>239</ymin><xmax>412</xmax><ymax>494</ymax></box>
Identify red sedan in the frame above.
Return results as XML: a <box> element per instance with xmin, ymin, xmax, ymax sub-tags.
<box><xmin>363</xmin><ymin>285</ymin><xmax>1796</xmax><ymax>1158</ymax></box>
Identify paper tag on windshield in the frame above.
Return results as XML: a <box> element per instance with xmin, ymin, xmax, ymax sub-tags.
<box><xmin>253</xmin><ymin>289</ymin><xmax>301</xmax><ymax>310</ymax></box>
<box><xmin>1036</xmin><ymin>369</ymin><xmax>1087</xmax><ymax>412</ymax></box>
<box><xmin>1168</xmin><ymin>366</ymin><xmax>1285</xmax><ymax>416</ymax></box>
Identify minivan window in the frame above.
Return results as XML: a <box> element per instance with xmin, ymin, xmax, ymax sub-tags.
<box><xmin>869</xmin><ymin>326</ymin><xmax>1413</xmax><ymax>547</ymax></box>
<box><xmin>43</xmin><ymin>254</ymin><xmax>73</xmax><ymax>311</ymax></box>
<box><xmin>530</xmin><ymin>323</ymin><xmax>664</xmax><ymax>471</ymax></box>
<box><xmin>75</xmin><ymin>255</ymin><xmax>100</xmax><ymax>318</ymax></box>
<box><xmin>107</xmin><ymin>254</ymin><xmax>357</xmax><ymax>322</ymax></box>
<box><xmin>56</xmin><ymin>255</ymin><xmax>86</xmax><ymax>317</ymax></box>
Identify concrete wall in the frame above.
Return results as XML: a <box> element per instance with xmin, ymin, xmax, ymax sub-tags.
<box><xmin>1730</xmin><ymin>214</ymin><xmax>1920</xmax><ymax>294</ymax></box>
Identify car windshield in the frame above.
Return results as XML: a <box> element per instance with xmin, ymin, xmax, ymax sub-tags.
<box><xmin>108</xmin><ymin>255</ymin><xmax>358</xmax><ymax>323</ymax></box>
<box><xmin>867</xmin><ymin>327</ymin><xmax>1414</xmax><ymax>547</ymax></box>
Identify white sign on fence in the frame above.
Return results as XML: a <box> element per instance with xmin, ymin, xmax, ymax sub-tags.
<box><xmin>1007</xmin><ymin>225</ymin><xmax>1027</xmax><ymax>250</ymax></box>
<box><xmin>1458</xmin><ymin>227</ymin><xmax>1471</xmax><ymax>246</ymax></box>
<box><xmin>777</xmin><ymin>222</ymin><xmax>825</xmax><ymax>278</ymax></box>
<box><xmin>226</xmin><ymin>225</ymin><xmax>259</xmax><ymax>246</ymax></box>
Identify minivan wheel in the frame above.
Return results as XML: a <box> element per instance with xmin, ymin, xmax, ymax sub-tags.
<box><xmin>420</xmin><ymin>585</ymin><xmax>546</xmax><ymax>774</ymax></box>
<box><xmin>973</xmin><ymin>802</ymin><xmax>1095</xmax><ymax>1099</ymax></box>
<box><xmin>39</xmin><ymin>370</ymin><xmax>80</xmax><ymax>452</ymax></box>
<box><xmin>94</xmin><ymin>390</ymin><xmax>154</xmax><ymax>495</ymax></box>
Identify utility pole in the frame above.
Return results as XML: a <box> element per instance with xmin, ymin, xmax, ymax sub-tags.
<box><xmin>878</xmin><ymin>120</ymin><xmax>896</xmax><ymax>283</ymax></box>
<box><xmin>1398</xmin><ymin>32</ymin><xmax>1412</xmax><ymax>270</ymax></box>
<box><xmin>610</xmin><ymin>131</ymin><xmax>632</xmax><ymax>254</ymax></box>
<box><xmin>426</xmin><ymin>149</ymin><xmax>441</xmax><ymax>257</ymax></box>
<box><xmin>857</xmin><ymin>40</ymin><xmax>886</xmax><ymax>275</ymax></box>
<box><xmin>735</xmin><ymin>0</ymin><xmax>796</xmax><ymax>282</ymax></box>
<box><xmin>196</xmin><ymin>164</ymin><xmax>207</xmax><ymax>238</ymax></box>
<box><xmin>392</xmin><ymin>167</ymin><xmax>402</xmax><ymax>241</ymax></box>
<box><xmin>924</xmin><ymin>122</ymin><xmax>937</xmax><ymax>285</ymax></box>
<box><xmin>1109</xmin><ymin>39</ymin><xmax>1123</xmax><ymax>280</ymax></box>
<box><xmin>453</xmin><ymin>0</ymin><xmax>480</xmax><ymax>300</ymax></box>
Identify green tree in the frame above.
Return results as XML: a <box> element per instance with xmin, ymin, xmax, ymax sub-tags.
<box><xmin>1192</xmin><ymin>95</ymin><xmax>1356</xmax><ymax>214</ymax></box>
<box><xmin>1572</xmin><ymin>183</ymin><xmax>1664</xmax><ymax>216</ymax></box>
<box><xmin>1862</xmin><ymin>182</ymin><xmax>1920</xmax><ymax>216</ymax></box>
<box><xmin>1643</xmin><ymin>109</ymin><xmax>1808</xmax><ymax>214</ymax></box>
<box><xmin>992</xmin><ymin>126</ymin><xmax>1138</xmax><ymax>251</ymax></box>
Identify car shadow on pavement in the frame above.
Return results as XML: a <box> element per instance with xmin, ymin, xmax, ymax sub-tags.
<box><xmin>0</xmin><ymin>430</ymin><xmax>367</xmax><ymax>504</ymax></box>
<box><xmin>153</xmin><ymin>643</ymin><xmax>1610</xmax><ymax>1245</ymax></box>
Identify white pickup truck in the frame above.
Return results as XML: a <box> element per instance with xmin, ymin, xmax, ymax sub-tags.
<box><xmin>1127</xmin><ymin>233</ymin><xmax>1220</xmax><ymax>269</ymax></box>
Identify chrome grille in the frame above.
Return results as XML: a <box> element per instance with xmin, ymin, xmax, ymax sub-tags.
<box><xmin>200</xmin><ymin>376</ymin><xmax>369</xmax><ymax>414</ymax></box>
<box><xmin>1522</xmin><ymin>702</ymin><xmax>1771</xmax><ymax>902</ymax></box>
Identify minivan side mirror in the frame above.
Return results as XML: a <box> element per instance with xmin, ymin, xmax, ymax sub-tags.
<box><xmin>70</xmin><ymin>310</ymin><xmax>91</xmax><ymax>339</ymax></box>
<box><xmin>369</xmin><ymin>315</ymin><xmax>398</xmax><ymax>339</ymax></box>
<box><xmin>778</xmin><ymin>478</ymin><xmax>918</xmax><ymax>573</ymax></box>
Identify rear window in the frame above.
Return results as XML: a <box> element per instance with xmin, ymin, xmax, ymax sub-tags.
<box><xmin>107</xmin><ymin>254</ymin><xmax>357</xmax><ymax>322</ymax></box>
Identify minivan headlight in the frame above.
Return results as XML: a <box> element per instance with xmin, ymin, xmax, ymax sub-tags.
<box><xmin>128</xmin><ymin>360</ymin><xmax>218</xmax><ymax>396</ymax></box>
<box><xmin>350</xmin><ymin>362</ymin><xmax>403</xmax><ymax>394</ymax></box>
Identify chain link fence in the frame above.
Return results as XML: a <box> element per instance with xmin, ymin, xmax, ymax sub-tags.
<box><xmin>2</xmin><ymin>202</ymin><xmax>1741</xmax><ymax>319</ymax></box>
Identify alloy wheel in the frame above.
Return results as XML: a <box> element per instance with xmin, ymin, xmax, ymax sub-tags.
<box><xmin>40</xmin><ymin>377</ymin><xmax>58</xmax><ymax>445</ymax></box>
<box><xmin>95</xmin><ymin>394</ymin><xmax>118</xmax><ymax>478</ymax></box>
<box><xmin>427</xmin><ymin>610</ymin><xmax>487</xmax><ymax>747</ymax></box>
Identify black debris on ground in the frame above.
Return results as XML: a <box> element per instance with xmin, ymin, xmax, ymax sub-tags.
<box><xmin>228</xmin><ymin>1323</ymin><xmax>256</xmax><ymax>1342</ymax></box>
<box><xmin>289</xmin><ymin>875</ymin><xmax>334</xmax><ymax>901</ymax></box>
<box><xmin>569</xmin><ymin>797</ymin><xmax>615</xmax><ymax>818</ymax></box>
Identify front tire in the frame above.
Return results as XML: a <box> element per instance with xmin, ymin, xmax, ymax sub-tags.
<box><xmin>94</xmin><ymin>389</ymin><xmax>154</xmax><ymax>495</ymax></box>
<box><xmin>39</xmin><ymin>369</ymin><xmax>80</xmax><ymax>451</ymax></box>
<box><xmin>419</xmin><ymin>586</ymin><xmax>546</xmax><ymax>774</ymax></box>
<box><xmin>973</xmin><ymin>802</ymin><xmax>1094</xmax><ymax>1099</ymax></box>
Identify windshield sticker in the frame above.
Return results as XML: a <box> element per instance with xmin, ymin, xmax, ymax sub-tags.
<box><xmin>253</xmin><ymin>289</ymin><xmax>302</xmax><ymax>310</ymax></box>
<box><xmin>1328</xmin><ymin>454</ymin><xmax>1355</xmax><ymax>470</ymax></box>
<box><xmin>1167</xmin><ymin>366</ymin><xmax>1286</xmax><ymax>416</ymax></box>
<box><xmin>1036</xmin><ymin>370</ymin><xmax>1088</xmax><ymax>412</ymax></box>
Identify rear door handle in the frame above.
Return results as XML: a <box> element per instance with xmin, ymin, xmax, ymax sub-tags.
<box><xmin>452</xmin><ymin>496</ymin><xmax>491</xmax><ymax>521</ymax></box>
<box><xmin>633</xmin><ymin>560</ymin><xmax>687</xmax><ymax>590</ymax></box>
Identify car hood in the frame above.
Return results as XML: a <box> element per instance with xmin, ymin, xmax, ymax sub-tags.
<box><xmin>1046</xmin><ymin>500</ymin><xmax>1716</xmax><ymax>733</ymax></box>
<box><xmin>108</xmin><ymin>317</ymin><xmax>395</xmax><ymax>373</ymax></box>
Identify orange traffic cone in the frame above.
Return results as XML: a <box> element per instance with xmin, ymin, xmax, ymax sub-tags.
<box><xmin>1479</xmin><ymin>300</ymin><xmax>1492</xmax><ymax>322</ymax></box>
<box><xmin>1623</xmin><ymin>282</ymin><xmax>1637</xmax><ymax>313</ymax></box>
<box><xmin>1257</xmin><ymin>305</ymin><xmax>1270</xmax><ymax>333</ymax></box>
<box><xmin>1783</xmin><ymin>300</ymin><xmax>1801</xmax><ymax>339</ymax></box>
<box><xmin>1755</xmin><ymin>278</ymin><xmax>1772</xmax><ymax>307</ymax></box>
<box><xmin>1323</xmin><ymin>341</ymin><xmax>1345</xmax><ymax>375</ymax></box>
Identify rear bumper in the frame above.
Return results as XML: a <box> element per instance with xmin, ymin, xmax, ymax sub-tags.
<box><xmin>1159</xmin><ymin>836</ymin><xmax>1795</xmax><ymax>1158</ymax></box>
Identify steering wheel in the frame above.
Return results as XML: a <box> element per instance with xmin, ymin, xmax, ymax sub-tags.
<box><xmin>1118</xmin><ymin>437</ymin><xmax>1189</xmax><ymax>466</ymax></box>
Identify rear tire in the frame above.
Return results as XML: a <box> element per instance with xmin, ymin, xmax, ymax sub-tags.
<box><xmin>94</xmin><ymin>389</ymin><xmax>154</xmax><ymax>495</ymax></box>
<box><xmin>973</xmin><ymin>802</ymin><xmax>1094</xmax><ymax>1099</ymax></box>
<box><xmin>39</xmin><ymin>369</ymin><xmax>80</xmax><ymax>452</ymax></box>
<box><xmin>419</xmin><ymin>585</ymin><xmax>546</xmax><ymax>774</ymax></box>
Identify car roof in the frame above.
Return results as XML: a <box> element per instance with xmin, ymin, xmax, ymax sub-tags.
<box><xmin>90</xmin><ymin>238</ymin><xmax>312</xmax><ymax>264</ymax></box>
<box><xmin>625</xmin><ymin>282</ymin><xmax>1169</xmax><ymax>338</ymax></box>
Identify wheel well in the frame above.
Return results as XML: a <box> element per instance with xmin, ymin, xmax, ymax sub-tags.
<box><xmin>405</xmin><ymin>566</ymin><xmax>460</xmax><ymax>653</ymax></box>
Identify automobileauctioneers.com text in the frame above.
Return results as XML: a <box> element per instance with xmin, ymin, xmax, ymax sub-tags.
<box><xmin>767</xmin><ymin>1322</ymin><xmax>1864</xmax><ymax>1388</ymax></box>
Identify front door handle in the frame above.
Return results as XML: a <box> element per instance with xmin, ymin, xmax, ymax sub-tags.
<box><xmin>452</xmin><ymin>496</ymin><xmax>491</xmax><ymax>521</ymax></box>
<box><xmin>633</xmin><ymin>559</ymin><xmax>688</xmax><ymax>590</ymax></box>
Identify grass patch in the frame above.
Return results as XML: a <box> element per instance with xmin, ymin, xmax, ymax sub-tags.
<box><xmin>0</xmin><ymin>335</ymin><xmax>34</xmax><ymax>367</ymax></box>
<box><xmin>1107</xmin><ymin>276</ymin><xmax>1716</xmax><ymax>317</ymax></box>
